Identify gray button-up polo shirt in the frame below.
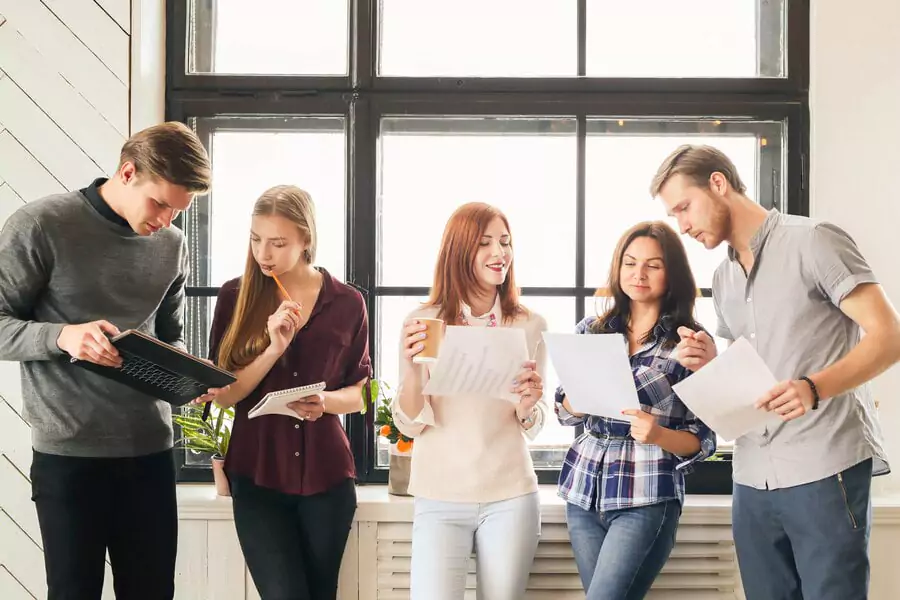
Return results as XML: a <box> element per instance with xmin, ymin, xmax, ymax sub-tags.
<box><xmin>712</xmin><ymin>209</ymin><xmax>889</xmax><ymax>490</ymax></box>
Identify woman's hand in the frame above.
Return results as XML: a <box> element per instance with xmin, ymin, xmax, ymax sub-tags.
<box><xmin>190</xmin><ymin>359</ymin><xmax>232</xmax><ymax>405</ymax></box>
<box><xmin>266</xmin><ymin>301</ymin><xmax>302</xmax><ymax>356</ymax></box>
<box><xmin>401</xmin><ymin>319</ymin><xmax>428</xmax><ymax>367</ymax></box>
<box><xmin>288</xmin><ymin>393</ymin><xmax>325</xmax><ymax>422</ymax></box>
<box><xmin>512</xmin><ymin>359</ymin><xmax>543</xmax><ymax>421</ymax></box>
<box><xmin>621</xmin><ymin>408</ymin><xmax>662</xmax><ymax>445</ymax></box>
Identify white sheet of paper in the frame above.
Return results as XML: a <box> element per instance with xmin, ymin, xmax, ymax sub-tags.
<box><xmin>422</xmin><ymin>326</ymin><xmax>528</xmax><ymax>402</ymax></box>
<box><xmin>542</xmin><ymin>332</ymin><xmax>641</xmax><ymax>419</ymax></box>
<box><xmin>672</xmin><ymin>337</ymin><xmax>781</xmax><ymax>442</ymax></box>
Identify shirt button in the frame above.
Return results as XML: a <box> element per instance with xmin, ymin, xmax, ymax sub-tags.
<box><xmin>295</xmin><ymin>424</ymin><xmax>300</xmax><ymax>429</ymax></box>
<box><xmin>293</xmin><ymin>372</ymin><xmax>298</xmax><ymax>377</ymax></box>
<box><xmin>750</xmin><ymin>333</ymin><xmax>756</xmax><ymax>339</ymax></box>
<box><xmin>294</xmin><ymin>452</ymin><xmax>300</xmax><ymax>457</ymax></box>
<box><xmin>746</xmin><ymin>297</ymin><xmax>752</xmax><ymax>303</ymax></box>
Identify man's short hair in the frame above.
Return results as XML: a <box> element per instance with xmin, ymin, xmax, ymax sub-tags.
<box><xmin>119</xmin><ymin>122</ymin><xmax>211</xmax><ymax>194</ymax></box>
<box><xmin>649</xmin><ymin>144</ymin><xmax>747</xmax><ymax>198</ymax></box>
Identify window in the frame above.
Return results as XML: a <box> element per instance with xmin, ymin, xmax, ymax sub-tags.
<box><xmin>168</xmin><ymin>0</ymin><xmax>809</xmax><ymax>490</ymax></box>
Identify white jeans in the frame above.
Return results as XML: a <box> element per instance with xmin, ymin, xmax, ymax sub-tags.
<box><xmin>410</xmin><ymin>492</ymin><xmax>541</xmax><ymax>600</ymax></box>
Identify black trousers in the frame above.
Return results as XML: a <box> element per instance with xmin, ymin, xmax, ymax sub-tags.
<box><xmin>231</xmin><ymin>475</ymin><xmax>358</xmax><ymax>600</ymax></box>
<box><xmin>30</xmin><ymin>449</ymin><xmax>178</xmax><ymax>600</ymax></box>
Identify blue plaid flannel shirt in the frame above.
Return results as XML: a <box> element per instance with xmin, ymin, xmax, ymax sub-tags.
<box><xmin>555</xmin><ymin>316</ymin><xmax>717</xmax><ymax>512</ymax></box>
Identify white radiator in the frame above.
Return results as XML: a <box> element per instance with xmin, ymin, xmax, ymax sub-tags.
<box><xmin>368</xmin><ymin>507</ymin><xmax>740</xmax><ymax>600</ymax></box>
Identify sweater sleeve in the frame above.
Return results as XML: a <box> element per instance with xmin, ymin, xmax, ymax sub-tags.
<box><xmin>154</xmin><ymin>237</ymin><xmax>189</xmax><ymax>351</ymax></box>
<box><xmin>0</xmin><ymin>209</ymin><xmax>67</xmax><ymax>361</ymax></box>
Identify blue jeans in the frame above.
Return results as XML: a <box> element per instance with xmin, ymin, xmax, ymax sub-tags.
<box><xmin>565</xmin><ymin>500</ymin><xmax>681</xmax><ymax>600</ymax></box>
<box><xmin>733</xmin><ymin>458</ymin><xmax>873</xmax><ymax>600</ymax></box>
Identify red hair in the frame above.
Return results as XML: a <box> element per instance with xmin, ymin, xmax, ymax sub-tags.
<box><xmin>426</xmin><ymin>202</ymin><xmax>524</xmax><ymax>325</ymax></box>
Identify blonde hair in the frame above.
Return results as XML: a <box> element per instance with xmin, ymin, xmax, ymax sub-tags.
<box><xmin>119</xmin><ymin>122</ymin><xmax>211</xmax><ymax>193</ymax></box>
<box><xmin>649</xmin><ymin>144</ymin><xmax>747</xmax><ymax>198</ymax></box>
<box><xmin>216</xmin><ymin>185</ymin><xmax>318</xmax><ymax>370</ymax></box>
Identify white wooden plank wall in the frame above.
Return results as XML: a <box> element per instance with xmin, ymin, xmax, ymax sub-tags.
<box><xmin>0</xmin><ymin>1</ymin><xmax>129</xmax><ymax>598</ymax></box>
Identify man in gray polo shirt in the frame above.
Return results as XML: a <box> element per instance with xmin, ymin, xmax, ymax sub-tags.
<box><xmin>650</xmin><ymin>144</ymin><xmax>900</xmax><ymax>600</ymax></box>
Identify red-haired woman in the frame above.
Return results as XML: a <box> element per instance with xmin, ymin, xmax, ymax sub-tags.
<box><xmin>392</xmin><ymin>202</ymin><xmax>548</xmax><ymax>600</ymax></box>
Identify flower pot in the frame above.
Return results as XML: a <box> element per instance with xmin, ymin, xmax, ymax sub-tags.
<box><xmin>211</xmin><ymin>455</ymin><xmax>231</xmax><ymax>497</ymax></box>
<box><xmin>388</xmin><ymin>444</ymin><xmax>412</xmax><ymax>497</ymax></box>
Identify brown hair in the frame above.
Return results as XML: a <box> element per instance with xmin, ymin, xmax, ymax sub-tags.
<box><xmin>426</xmin><ymin>202</ymin><xmax>524</xmax><ymax>325</ymax></box>
<box><xmin>216</xmin><ymin>185</ymin><xmax>317</xmax><ymax>371</ymax></box>
<box><xmin>649</xmin><ymin>144</ymin><xmax>747</xmax><ymax>198</ymax></box>
<box><xmin>119</xmin><ymin>122</ymin><xmax>211</xmax><ymax>194</ymax></box>
<box><xmin>591</xmin><ymin>221</ymin><xmax>702</xmax><ymax>348</ymax></box>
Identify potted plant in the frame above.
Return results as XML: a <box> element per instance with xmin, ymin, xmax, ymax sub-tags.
<box><xmin>173</xmin><ymin>402</ymin><xmax>234</xmax><ymax>497</ymax></box>
<box><xmin>370</xmin><ymin>379</ymin><xmax>414</xmax><ymax>496</ymax></box>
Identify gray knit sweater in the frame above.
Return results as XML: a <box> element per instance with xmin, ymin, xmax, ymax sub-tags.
<box><xmin>0</xmin><ymin>189</ymin><xmax>189</xmax><ymax>457</ymax></box>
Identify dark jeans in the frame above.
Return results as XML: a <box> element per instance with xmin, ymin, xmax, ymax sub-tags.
<box><xmin>30</xmin><ymin>449</ymin><xmax>178</xmax><ymax>600</ymax></box>
<box><xmin>733</xmin><ymin>458</ymin><xmax>873</xmax><ymax>600</ymax></box>
<box><xmin>565</xmin><ymin>499</ymin><xmax>681</xmax><ymax>600</ymax></box>
<box><xmin>231</xmin><ymin>475</ymin><xmax>358</xmax><ymax>600</ymax></box>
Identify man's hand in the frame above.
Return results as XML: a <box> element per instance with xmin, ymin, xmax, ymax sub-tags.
<box><xmin>57</xmin><ymin>320</ymin><xmax>122</xmax><ymax>367</ymax></box>
<box><xmin>675</xmin><ymin>326</ymin><xmax>717</xmax><ymax>371</ymax></box>
<box><xmin>621</xmin><ymin>409</ymin><xmax>661</xmax><ymax>445</ymax></box>
<box><xmin>755</xmin><ymin>379</ymin><xmax>815</xmax><ymax>421</ymax></box>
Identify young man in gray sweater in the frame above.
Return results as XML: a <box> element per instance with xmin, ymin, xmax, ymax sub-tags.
<box><xmin>0</xmin><ymin>122</ymin><xmax>216</xmax><ymax>600</ymax></box>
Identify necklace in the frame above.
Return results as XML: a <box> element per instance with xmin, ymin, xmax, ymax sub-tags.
<box><xmin>459</xmin><ymin>311</ymin><xmax>498</xmax><ymax>327</ymax></box>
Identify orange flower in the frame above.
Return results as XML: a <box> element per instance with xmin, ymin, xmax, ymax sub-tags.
<box><xmin>396</xmin><ymin>439</ymin><xmax>412</xmax><ymax>453</ymax></box>
<box><xmin>380</xmin><ymin>425</ymin><xmax>391</xmax><ymax>437</ymax></box>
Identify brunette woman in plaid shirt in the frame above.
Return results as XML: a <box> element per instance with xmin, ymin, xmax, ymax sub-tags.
<box><xmin>555</xmin><ymin>221</ymin><xmax>717</xmax><ymax>600</ymax></box>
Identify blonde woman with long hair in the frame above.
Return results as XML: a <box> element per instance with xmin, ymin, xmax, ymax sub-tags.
<box><xmin>199</xmin><ymin>185</ymin><xmax>371</xmax><ymax>599</ymax></box>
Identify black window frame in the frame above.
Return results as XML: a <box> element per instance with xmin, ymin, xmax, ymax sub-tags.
<box><xmin>166</xmin><ymin>0</ymin><xmax>810</xmax><ymax>493</ymax></box>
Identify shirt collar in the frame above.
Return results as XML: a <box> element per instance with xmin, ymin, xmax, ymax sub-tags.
<box><xmin>461</xmin><ymin>294</ymin><xmax>503</xmax><ymax>324</ymax></box>
<box><xmin>727</xmin><ymin>207</ymin><xmax>780</xmax><ymax>262</ymax></box>
<box><xmin>80</xmin><ymin>178</ymin><xmax>131</xmax><ymax>230</ymax></box>
<box><xmin>607</xmin><ymin>313</ymin><xmax>676</xmax><ymax>343</ymax></box>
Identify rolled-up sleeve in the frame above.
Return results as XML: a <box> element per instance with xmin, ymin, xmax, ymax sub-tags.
<box><xmin>673</xmin><ymin>412</ymin><xmax>717</xmax><ymax>473</ymax></box>
<box><xmin>341</xmin><ymin>290</ymin><xmax>373</xmax><ymax>387</ymax></box>
<box><xmin>808</xmin><ymin>223</ymin><xmax>878</xmax><ymax>307</ymax></box>
<box><xmin>391</xmin><ymin>381</ymin><xmax>435</xmax><ymax>438</ymax></box>
<box><xmin>555</xmin><ymin>385</ymin><xmax>585</xmax><ymax>426</ymax></box>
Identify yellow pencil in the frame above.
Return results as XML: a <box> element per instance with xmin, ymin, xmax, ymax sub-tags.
<box><xmin>270</xmin><ymin>271</ymin><xmax>302</xmax><ymax>317</ymax></box>
<box><xmin>270</xmin><ymin>272</ymin><xmax>292</xmax><ymax>302</ymax></box>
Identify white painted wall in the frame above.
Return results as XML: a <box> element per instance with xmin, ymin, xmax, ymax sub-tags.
<box><xmin>810</xmin><ymin>0</ymin><xmax>900</xmax><ymax>496</ymax></box>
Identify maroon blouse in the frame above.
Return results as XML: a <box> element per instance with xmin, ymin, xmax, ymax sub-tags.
<box><xmin>209</xmin><ymin>268</ymin><xmax>371</xmax><ymax>496</ymax></box>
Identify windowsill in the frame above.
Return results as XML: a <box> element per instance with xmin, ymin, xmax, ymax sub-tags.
<box><xmin>176</xmin><ymin>483</ymin><xmax>900</xmax><ymax>524</ymax></box>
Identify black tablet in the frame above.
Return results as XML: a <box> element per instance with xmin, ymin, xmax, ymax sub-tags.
<box><xmin>69</xmin><ymin>329</ymin><xmax>237</xmax><ymax>406</ymax></box>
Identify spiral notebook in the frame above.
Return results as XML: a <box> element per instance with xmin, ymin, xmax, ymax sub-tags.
<box><xmin>248</xmin><ymin>381</ymin><xmax>326</xmax><ymax>420</ymax></box>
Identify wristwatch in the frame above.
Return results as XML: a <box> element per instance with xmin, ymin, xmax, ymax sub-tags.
<box><xmin>799</xmin><ymin>376</ymin><xmax>820</xmax><ymax>410</ymax></box>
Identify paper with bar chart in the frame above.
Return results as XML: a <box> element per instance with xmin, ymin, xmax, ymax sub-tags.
<box><xmin>422</xmin><ymin>326</ymin><xmax>528</xmax><ymax>403</ymax></box>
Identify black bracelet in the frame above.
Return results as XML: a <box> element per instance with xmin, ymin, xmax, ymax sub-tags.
<box><xmin>799</xmin><ymin>376</ymin><xmax>820</xmax><ymax>410</ymax></box>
